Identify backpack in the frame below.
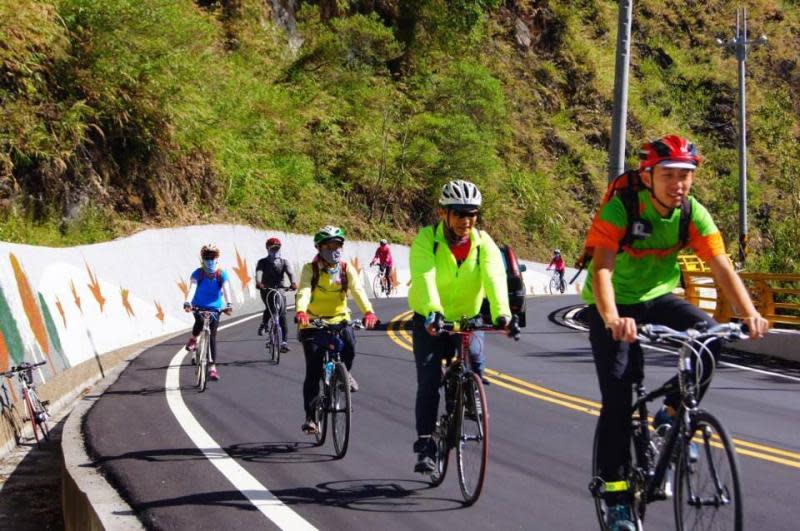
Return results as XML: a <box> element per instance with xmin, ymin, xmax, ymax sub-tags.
<box><xmin>310</xmin><ymin>256</ymin><xmax>348</xmax><ymax>296</ymax></box>
<box><xmin>196</xmin><ymin>269</ymin><xmax>224</xmax><ymax>288</ymax></box>
<box><xmin>572</xmin><ymin>170</ymin><xmax>692</xmax><ymax>281</ymax></box>
<box><xmin>431</xmin><ymin>225</ymin><xmax>527</xmax><ymax>327</ymax></box>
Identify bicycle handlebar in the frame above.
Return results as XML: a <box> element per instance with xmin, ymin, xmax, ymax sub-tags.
<box><xmin>309</xmin><ymin>318</ymin><xmax>364</xmax><ymax>330</ymax></box>
<box><xmin>2</xmin><ymin>360</ymin><xmax>47</xmax><ymax>378</ymax></box>
<box><xmin>440</xmin><ymin>315</ymin><xmax>521</xmax><ymax>340</ymax></box>
<box><xmin>637</xmin><ymin>322</ymin><xmax>749</xmax><ymax>344</ymax></box>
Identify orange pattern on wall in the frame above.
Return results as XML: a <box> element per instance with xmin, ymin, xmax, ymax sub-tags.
<box><xmin>233</xmin><ymin>248</ymin><xmax>252</xmax><ymax>291</ymax></box>
<box><xmin>70</xmin><ymin>280</ymin><xmax>82</xmax><ymax>313</ymax></box>
<box><xmin>8</xmin><ymin>253</ymin><xmax>53</xmax><ymax>367</ymax></box>
<box><xmin>55</xmin><ymin>297</ymin><xmax>67</xmax><ymax>328</ymax></box>
<box><xmin>85</xmin><ymin>263</ymin><xmax>106</xmax><ymax>312</ymax></box>
<box><xmin>121</xmin><ymin>288</ymin><xmax>135</xmax><ymax>317</ymax></box>
<box><xmin>0</xmin><ymin>328</ymin><xmax>8</xmax><ymax>373</ymax></box>
<box><xmin>177</xmin><ymin>278</ymin><xmax>189</xmax><ymax>300</ymax></box>
<box><xmin>155</xmin><ymin>301</ymin><xmax>165</xmax><ymax>323</ymax></box>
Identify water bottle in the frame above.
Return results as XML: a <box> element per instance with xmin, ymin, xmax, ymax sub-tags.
<box><xmin>324</xmin><ymin>360</ymin><xmax>334</xmax><ymax>384</ymax></box>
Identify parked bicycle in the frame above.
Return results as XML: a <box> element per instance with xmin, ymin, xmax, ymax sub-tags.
<box><xmin>263</xmin><ymin>287</ymin><xmax>291</xmax><ymax>364</ymax></box>
<box><xmin>0</xmin><ymin>380</ymin><xmax>23</xmax><ymax>445</ymax></box>
<box><xmin>307</xmin><ymin>319</ymin><xmax>362</xmax><ymax>459</ymax></box>
<box><xmin>548</xmin><ymin>270</ymin><xmax>565</xmax><ymax>294</ymax></box>
<box><xmin>1</xmin><ymin>361</ymin><xmax>50</xmax><ymax>448</ymax></box>
<box><xmin>429</xmin><ymin>315</ymin><xmax>520</xmax><ymax>505</ymax></box>
<box><xmin>371</xmin><ymin>264</ymin><xmax>394</xmax><ymax>298</ymax></box>
<box><xmin>192</xmin><ymin>308</ymin><xmax>220</xmax><ymax>392</ymax></box>
<box><xmin>590</xmin><ymin>322</ymin><xmax>746</xmax><ymax>531</ymax></box>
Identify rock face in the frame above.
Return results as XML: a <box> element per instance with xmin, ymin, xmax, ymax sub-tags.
<box><xmin>514</xmin><ymin>17</ymin><xmax>531</xmax><ymax>49</ymax></box>
<box><xmin>269</xmin><ymin>0</ymin><xmax>304</xmax><ymax>53</ymax></box>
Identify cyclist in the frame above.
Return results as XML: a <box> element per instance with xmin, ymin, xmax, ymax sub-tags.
<box><xmin>582</xmin><ymin>135</ymin><xmax>769</xmax><ymax>530</ymax></box>
<box><xmin>256</xmin><ymin>236</ymin><xmax>297</xmax><ymax>352</ymax></box>
<box><xmin>370</xmin><ymin>239</ymin><xmax>394</xmax><ymax>292</ymax></box>
<box><xmin>409</xmin><ymin>179</ymin><xmax>513</xmax><ymax>474</ymax></box>
<box><xmin>295</xmin><ymin>226</ymin><xmax>379</xmax><ymax>434</ymax></box>
<box><xmin>546</xmin><ymin>248</ymin><xmax>566</xmax><ymax>292</ymax></box>
<box><xmin>183</xmin><ymin>244</ymin><xmax>234</xmax><ymax>381</ymax></box>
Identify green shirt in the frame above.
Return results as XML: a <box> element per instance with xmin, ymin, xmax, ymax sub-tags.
<box><xmin>581</xmin><ymin>191</ymin><xmax>725</xmax><ymax>305</ymax></box>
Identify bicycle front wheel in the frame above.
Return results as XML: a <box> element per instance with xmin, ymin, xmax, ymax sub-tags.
<box><xmin>196</xmin><ymin>333</ymin><xmax>209</xmax><ymax>392</ymax></box>
<box><xmin>331</xmin><ymin>363</ymin><xmax>352</xmax><ymax>459</ymax></box>
<box><xmin>29</xmin><ymin>389</ymin><xmax>49</xmax><ymax>444</ymax></box>
<box><xmin>674</xmin><ymin>410</ymin><xmax>742</xmax><ymax>531</ymax></box>
<box><xmin>549</xmin><ymin>277</ymin><xmax>558</xmax><ymax>294</ymax></box>
<box><xmin>456</xmin><ymin>371</ymin><xmax>489</xmax><ymax>505</ymax></box>
<box><xmin>372</xmin><ymin>274</ymin><xmax>384</xmax><ymax>298</ymax></box>
<box><xmin>24</xmin><ymin>391</ymin><xmax>42</xmax><ymax>447</ymax></box>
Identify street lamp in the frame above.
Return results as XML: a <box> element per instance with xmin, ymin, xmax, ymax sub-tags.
<box><xmin>717</xmin><ymin>7</ymin><xmax>767</xmax><ymax>265</ymax></box>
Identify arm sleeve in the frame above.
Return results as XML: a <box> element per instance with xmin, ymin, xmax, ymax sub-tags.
<box><xmin>688</xmin><ymin>199</ymin><xmax>726</xmax><ymax>261</ymax></box>
<box><xmin>409</xmin><ymin>226</ymin><xmax>444</xmax><ymax>316</ymax></box>
<box><xmin>585</xmin><ymin>198</ymin><xmax>627</xmax><ymax>252</ymax></box>
<box><xmin>347</xmin><ymin>264</ymin><xmax>374</xmax><ymax>315</ymax></box>
<box><xmin>221</xmin><ymin>275</ymin><xmax>233</xmax><ymax>305</ymax></box>
<box><xmin>185</xmin><ymin>272</ymin><xmax>198</xmax><ymax>303</ymax></box>
<box><xmin>294</xmin><ymin>263</ymin><xmax>313</xmax><ymax>313</ymax></box>
<box><xmin>479</xmin><ymin>232</ymin><xmax>511</xmax><ymax>320</ymax></box>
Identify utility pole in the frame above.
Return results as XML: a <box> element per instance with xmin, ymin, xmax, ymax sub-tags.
<box><xmin>608</xmin><ymin>0</ymin><xmax>634</xmax><ymax>182</ymax></box>
<box><xmin>717</xmin><ymin>7</ymin><xmax>767</xmax><ymax>264</ymax></box>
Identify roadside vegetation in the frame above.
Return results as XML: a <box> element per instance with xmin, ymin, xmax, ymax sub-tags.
<box><xmin>1</xmin><ymin>0</ymin><xmax>798</xmax><ymax>271</ymax></box>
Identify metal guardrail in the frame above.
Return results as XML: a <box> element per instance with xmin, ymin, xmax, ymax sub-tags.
<box><xmin>679</xmin><ymin>256</ymin><xmax>800</xmax><ymax>328</ymax></box>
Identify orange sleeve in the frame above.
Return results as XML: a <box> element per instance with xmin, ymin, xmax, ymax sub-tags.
<box><xmin>689</xmin><ymin>224</ymin><xmax>726</xmax><ymax>262</ymax></box>
<box><xmin>586</xmin><ymin>219</ymin><xmax>626</xmax><ymax>252</ymax></box>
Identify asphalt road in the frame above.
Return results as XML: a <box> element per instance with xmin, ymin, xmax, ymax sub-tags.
<box><xmin>85</xmin><ymin>296</ymin><xmax>800</xmax><ymax>530</ymax></box>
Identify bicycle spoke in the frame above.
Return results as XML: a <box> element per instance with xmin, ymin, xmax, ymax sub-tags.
<box><xmin>430</xmin><ymin>381</ymin><xmax>451</xmax><ymax>487</ymax></box>
<box><xmin>313</xmin><ymin>377</ymin><xmax>328</xmax><ymax>446</ymax></box>
<box><xmin>331</xmin><ymin>364</ymin><xmax>351</xmax><ymax>459</ymax></box>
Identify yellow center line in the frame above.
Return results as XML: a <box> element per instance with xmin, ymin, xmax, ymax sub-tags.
<box><xmin>385</xmin><ymin>311</ymin><xmax>800</xmax><ymax>469</ymax></box>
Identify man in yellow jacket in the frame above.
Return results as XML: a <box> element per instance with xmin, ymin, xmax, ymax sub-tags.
<box><xmin>295</xmin><ymin>226</ymin><xmax>379</xmax><ymax>434</ymax></box>
<box><xmin>409</xmin><ymin>179</ymin><xmax>512</xmax><ymax>473</ymax></box>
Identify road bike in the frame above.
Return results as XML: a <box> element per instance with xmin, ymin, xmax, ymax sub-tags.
<box><xmin>263</xmin><ymin>287</ymin><xmax>291</xmax><ymax>364</ymax></box>
<box><xmin>590</xmin><ymin>323</ymin><xmax>746</xmax><ymax>531</ymax></box>
<box><xmin>371</xmin><ymin>264</ymin><xmax>394</xmax><ymax>298</ymax></box>
<box><xmin>307</xmin><ymin>319</ymin><xmax>362</xmax><ymax>459</ymax></box>
<box><xmin>429</xmin><ymin>315</ymin><xmax>520</xmax><ymax>505</ymax></box>
<box><xmin>548</xmin><ymin>270</ymin><xmax>566</xmax><ymax>294</ymax></box>
<box><xmin>192</xmin><ymin>308</ymin><xmax>220</xmax><ymax>392</ymax></box>
<box><xmin>1</xmin><ymin>361</ymin><xmax>50</xmax><ymax>448</ymax></box>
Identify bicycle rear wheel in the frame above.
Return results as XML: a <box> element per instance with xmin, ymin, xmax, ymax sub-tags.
<box><xmin>456</xmin><ymin>371</ymin><xmax>489</xmax><ymax>505</ymax></box>
<box><xmin>24</xmin><ymin>391</ymin><xmax>42</xmax><ymax>447</ymax></box>
<box><xmin>430</xmin><ymin>381</ymin><xmax>452</xmax><ymax>487</ymax></box>
<box><xmin>674</xmin><ymin>410</ymin><xmax>742</xmax><ymax>531</ymax></box>
<box><xmin>331</xmin><ymin>363</ymin><xmax>352</xmax><ymax>459</ymax></box>
<box><xmin>29</xmin><ymin>389</ymin><xmax>49</xmax><ymax>444</ymax></box>
<box><xmin>311</xmin><ymin>377</ymin><xmax>328</xmax><ymax>446</ymax></box>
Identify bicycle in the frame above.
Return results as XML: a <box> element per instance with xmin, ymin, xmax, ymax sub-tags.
<box><xmin>307</xmin><ymin>319</ymin><xmax>362</xmax><ymax>459</ymax></box>
<box><xmin>428</xmin><ymin>315</ymin><xmax>520</xmax><ymax>506</ymax></box>
<box><xmin>590</xmin><ymin>323</ymin><xmax>746</xmax><ymax>531</ymax></box>
<box><xmin>1</xmin><ymin>361</ymin><xmax>50</xmax><ymax>448</ymax></box>
<box><xmin>547</xmin><ymin>269</ymin><xmax>565</xmax><ymax>294</ymax></box>
<box><xmin>263</xmin><ymin>287</ymin><xmax>291</xmax><ymax>364</ymax></box>
<box><xmin>371</xmin><ymin>264</ymin><xmax>394</xmax><ymax>298</ymax></box>
<box><xmin>192</xmin><ymin>308</ymin><xmax>220</xmax><ymax>392</ymax></box>
<box><xmin>0</xmin><ymin>380</ymin><xmax>24</xmax><ymax>445</ymax></box>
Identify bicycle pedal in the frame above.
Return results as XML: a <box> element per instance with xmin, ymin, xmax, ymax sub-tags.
<box><xmin>41</xmin><ymin>400</ymin><xmax>50</xmax><ymax>407</ymax></box>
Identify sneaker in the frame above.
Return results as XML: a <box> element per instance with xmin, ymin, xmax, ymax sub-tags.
<box><xmin>280</xmin><ymin>342</ymin><xmax>290</xmax><ymax>353</ymax></box>
<box><xmin>257</xmin><ymin>323</ymin><xmax>265</xmax><ymax>336</ymax></box>
<box><xmin>185</xmin><ymin>337</ymin><xmax>197</xmax><ymax>352</ymax></box>
<box><xmin>349</xmin><ymin>374</ymin><xmax>359</xmax><ymax>393</ymax></box>
<box><xmin>606</xmin><ymin>504</ymin><xmax>636</xmax><ymax>531</ymax></box>
<box><xmin>413</xmin><ymin>437</ymin><xmax>437</xmax><ymax>474</ymax></box>
<box><xmin>209</xmin><ymin>367</ymin><xmax>219</xmax><ymax>381</ymax></box>
<box><xmin>302</xmin><ymin>419</ymin><xmax>318</xmax><ymax>434</ymax></box>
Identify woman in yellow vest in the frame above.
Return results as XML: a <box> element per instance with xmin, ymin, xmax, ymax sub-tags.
<box><xmin>295</xmin><ymin>226</ymin><xmax>379</xmax><ymax>434</ymax></box>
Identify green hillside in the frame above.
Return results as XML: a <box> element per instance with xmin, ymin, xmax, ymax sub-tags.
<box><xmin>1</xmin><ymin>0</ymin><xmax>798</xmax><ymax>271</ymax></box>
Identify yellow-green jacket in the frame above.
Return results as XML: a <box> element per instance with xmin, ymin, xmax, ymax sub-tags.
<box><xmin>409</xmin><ymin>222</ymin><xmax>510</xmax><ymax>321</ymax></box>
<box><xmin>295</xmin><ymin>260</ymin><xmax>373</xmax><ymax>327</ymax></box>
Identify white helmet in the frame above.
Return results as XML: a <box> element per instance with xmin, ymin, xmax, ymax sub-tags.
<box><xmin>439</xmin><ymin>180</ymin><xmax>482</xmax><ymax>209</ymax></box>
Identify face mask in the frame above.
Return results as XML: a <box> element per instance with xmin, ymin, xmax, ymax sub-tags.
<box><xmin>203</xmin><ymin>259</ymin><xmax>218</xmax><ymax>272</ymax></box>
<box><xmin>268</xmin><ymin>247</ymin><xmax>281</xmax><ymax>258</ymax></box>
<box><xmin>320</xmin><ymin>248</ymin><xmax>342</xmax><ymax>265</ymax></box>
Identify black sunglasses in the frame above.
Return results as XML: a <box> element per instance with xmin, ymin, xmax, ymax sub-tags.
<box><xmin>450</xmin><ymin>209</ymin><xmax>479</xmax><ymax>219</ymax></box>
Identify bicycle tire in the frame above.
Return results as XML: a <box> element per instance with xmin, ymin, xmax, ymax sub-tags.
<box><xmin>456</xmin><ymin>371</ymin><xmax>489</xmax><ymax>505</ymax></box>
<box><xmin>549</xmin><ymin>276</ymin><xmax>559</xmax><ymax>295</ymax></box>
<box><xmin>674</xmin><ymin>410</ymin><xmax>742</xmax><ymax>531</ymax></box>
<box><xmin>430</xmin><ymin>380</ymin><xmax>452</xmax><ymax>487</ymax></box>
<box><xmin>372</xmin><ymin>274</ymin><xmax>384</xmax><ymax>299</ymax></box>
<box><xmin>2</xmin><ymin>404</ymin><xmax>24</xmax><ymax>445</ymax></box>
<box><xmin>330</xmin><ymin>363</ymin><xmax>352</xmax><ymax>459</ymax></box>
<box><xmin>273</xmin><ymin>319</ymin><xmax>282</xmax><ymax>365</ymax></box>
<box><xmin>312</xmin><ymin>376</ymin><xmax>328</xmax><ymax>446</ymax></box>
<box><xmin>23</xmin><ymin>391</ymin><xmax>42</xmax><ymax>447</ymax></box>
<box><xmin>197</xmin><ymin>333</ymin><xmax>209</xmax><ymax>392</ymax></box>
<box><xmin>29</xmin><ymin>389</ymin><xmax>49</xmax><ymax>442</ymax></box>
<box><xmin>265</xmin><ymin>319</ymin><xmax>278</xmax><ymax>363</ymax></box>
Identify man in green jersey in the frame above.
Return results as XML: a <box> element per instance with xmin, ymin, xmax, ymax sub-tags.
<box><xmin>409</xmin><ymin>179</ymin><xmax>514</xmax><ymax>473</ymax></box>
<box><xmin>583</xmin><ymin>135</ymin><xmax>769</xmax><ymax>530</ymax></box>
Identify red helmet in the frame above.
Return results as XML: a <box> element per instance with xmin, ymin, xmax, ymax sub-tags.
<box><xmin>639</xmin><ymin>135</ymin><xmax>701</xmax><ymax>171</ymax></box>
<box><xmin>266</xmin><ymin>237</ymin><xmax>281</xmax><ymax>248</ymax></box>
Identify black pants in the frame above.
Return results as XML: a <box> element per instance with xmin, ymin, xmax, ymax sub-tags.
<box><xmin>412</xmin><ymin>313</ymin><xmax>462</xmax><ymax>437</ymax></box>
<box><xmin>300</xmin><ymin>326</ymin><xmax>356</xmax><ymax>418</ymax></box>
<box><xmin>260</xmin><ymin>289</ymin><xmax>287</xmax><ymax>342</ymax></box>
<box><xmin>588</xmin><ymin>294</ymin><xmax>719</xmax><ymax>500</ymax></box>
<box><xmin>192</xmin><ymin>311</ymin><xmax>220</xmax><ymax>362</ymax></box>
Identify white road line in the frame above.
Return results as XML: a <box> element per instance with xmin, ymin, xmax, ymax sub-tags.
<box><xmin>562</xmin><ymin>311</ymin><xmax>800</xmax><ymax>383</ymax></box>
<box><xmin>165</xmin><ymin>313</ymin><xmax>317</xmax><ymax>531</ymax></box>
